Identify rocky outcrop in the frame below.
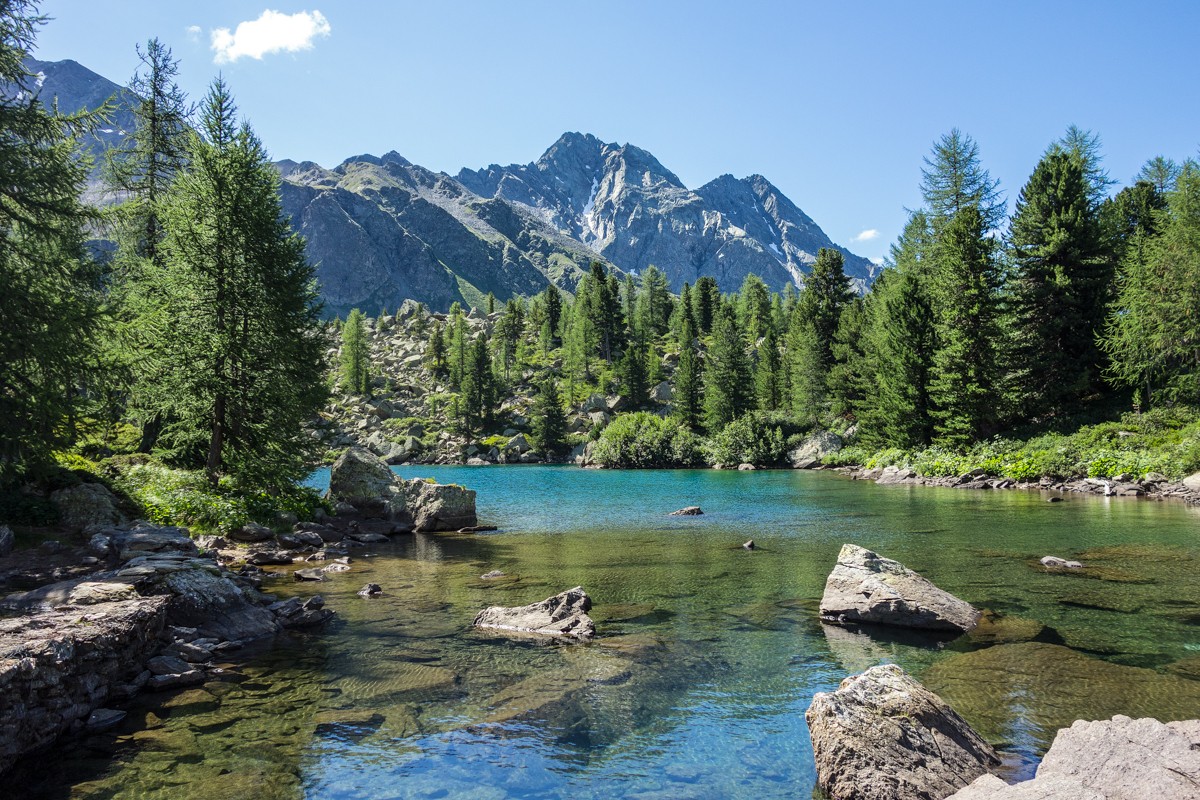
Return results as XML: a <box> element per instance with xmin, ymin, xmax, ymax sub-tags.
<box><xmin>0</xmin><ymin>525</ymin><xmax>13</xmax><ymax>558</ymax></box>
<box><xmin>473</xmin><ymin>587</ymin><xmax>596</xmax><ymax>640</ymax></box>
<box><xmin>806</xmin><ymin>664</ymin><xmax>1000</xmax><ymax>800</ymax></box>
<box><xmin>820</xmin><ymin>544</ymin><xmax>981</xmax><ymax>632</ymax></box>
<box><xmin>49</xmin><ymin>482</ymin><xmax>123</xmax><ymax>532</ymax></box>
<box><xmin>0</xmin><ymin>595</ymin><xmax>169</xmax><ymax>774</ymax></box>
<box><xmin>669</xmin><ymin>506</ymin><xmax>704</xmax><ymax>516</ymax></box>
<box><xmin>789</xmin><ymin>430</ymin><xmax>844</xmax><ymax>468</ymax></box>
<box><xmin>327</xmin><ymin>447</ymin><xmax>477</xmax><ymax>531</ymax></box>
<box><xmin>949</xmin><ymin>715</ymin><xmax>1200</xmax><ymax>799</ymax></box>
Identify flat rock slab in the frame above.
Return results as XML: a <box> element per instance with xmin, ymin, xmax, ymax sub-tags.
<box><xmin>806</xmin><ymin>663</ymin><xmax>1000</xmax><ymax>800</ymax></box>
<box><xmin>473</xmin><ymin>587</ymin><xmax>595</xmax><ymax>640</ymax></box>
<box><xmin>820</xmin><ymin>543</ymin><xmax>981</xmax><ymax>632</ymax></box>
<box><xmin>949</xmin><ymin>715</ymin><xmax>1200</xmax><ymax>799</ymax></box>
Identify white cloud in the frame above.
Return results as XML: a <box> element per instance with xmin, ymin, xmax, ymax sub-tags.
<box><xmin>853</xmin><ymin>228</ymin><xmax>879</xmax><ymax>243</ymax></box>
<box><xmin>186</xmin><ymin>25</ymin><xmax>202</xmax><ymax>43</ymax></box>
<box><xmin>210</xmin><ymin>9</ymin><xmax>331</xmax><ymax>64</ymax></box>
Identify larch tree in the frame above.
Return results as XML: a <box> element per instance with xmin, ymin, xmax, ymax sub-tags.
<box><xmin>340</xmin><ymin>308</ymin><xmax>370</xmax><ymax>395</ymax></box>
<box><xmin>703</xmin><ymin>303</ymin><xmax>754</xmax><ymax>430</ymax></box>
<box><xmin>152</xmin><ymin>79</ymin><xmax>326</xmax><ymax>487</ymax></box>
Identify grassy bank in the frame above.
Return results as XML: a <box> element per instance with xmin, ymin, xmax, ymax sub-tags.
<box><xmin>826</xmin><ymin>407</ymin><xmax>1200</xmax><ymax>481</ymax></box>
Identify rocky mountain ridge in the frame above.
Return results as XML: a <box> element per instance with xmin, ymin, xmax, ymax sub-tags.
<box><xmin>27</xmin><ymin>56</ymin><xmax>877</xmax><ymax>315</ymax></box>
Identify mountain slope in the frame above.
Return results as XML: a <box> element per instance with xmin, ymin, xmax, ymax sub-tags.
<box><xmin>27</xmin><ymin>57</ymin><xmax>877</xmax><ymax>313</ymax></box>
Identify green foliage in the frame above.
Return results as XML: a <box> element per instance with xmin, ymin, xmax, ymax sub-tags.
<box><xmin>530</xmin><ymin>377</ymin><xmax>569</xmax><ymax>459</ymax></box>
<box><xmin>703</xmin><ymin>304</ymin><xmax>754</xmax><ymax>430</ymax></box>
<box><xmin>591</xmin><ymin>412</ymin><xmax>703</xmax><ymax>468</ymax></box>
<box><xmin>146</xmin><ymin>79</ymin><xmax>328</xmax><ymax>487</ymax></box>
<box><xmin>705</xmin><ymin>413</ymin><xmax>786</xmax><ymax>467</ymax></box>
<box><xmin>0</xmin><ymin>3</ymin><xmax>104</xmax><ymax>480</ymax></box>
<box><xmin>672</xmin><ymin>315</ymin><xmax>704</xmax><ymax>430</ymax></box>
<box><xmin>340</xmin><ymin>308</ymin><xmax>370</xmax><ymax>394</ymax></box>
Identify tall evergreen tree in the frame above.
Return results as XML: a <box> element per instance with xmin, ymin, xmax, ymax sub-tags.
<box><xmin>703</xmin><ymin>304</ymin><xmax>754</xmax><ymax>430</ymax></box>
<box><xmin>543</xmin><ymin>283</ymin><xmax>562</xmax><ymax>343</ymax></box>
<box><xmin>921</xmin><ymin>128</ymin><xmax>1005</xmax><ymax>230</ymax></box>
<box><xmin>0</xmin><ymin>2</ymin><xmax>102</xmax><ymax>477</ymax></box>
<box><xmin>1136</xmin><ymin>156</ymin><xmax>1181</xmax><ymax>194</ymax></box>
<box><xmin>339</xmin><ymin>308</ymin><xmax>370</xmax><ymax>395</ymax></box>
<box><xmin>530</xmin><ymin>377</ymin><xmax>568</xmax><ymax>459</ymax></box>
<box><xmin>797</xmin><ymin>248</ymin><xmax>854</xmax><ymax>371</ymax></box>
<box><xmin>152</xmin><ymin>79</ymin><xmax>327</xmax><ymax>486</ymax></box>
<box><xmin>738</xmin><ymin>273</ymin><xmax>773</xmax><ymax>343</ymax></box>
<box><xmin>636</xmin><ymin>264</ymin><xmax>672</xmax><ymax>339</ymax></box>
<box><xmin>619</xmin><ymin>342</ymin><xmax>648</xmax><ymax>407</ymax></box>
<box><xmin>827</xmin><ymin>297</ymin><xmax>869</xmax><ymax>418</ymax></box>
<box><xmin>673</xmin><ymin>315</ymin><xmax>704</xmax><ymax>430</ymax></box>
<box><xmin>754</xmin><ymin>325</ymin><xmax>782</xmax><ymax>411</ymax></box>
<box><xmin>692</xmin><ymin>276</ymin><xmax>719</xmax><ymax>334</ymax></box>
<box><xmin>1052</xmin><ymin>125</ymin><xmax>1115</xmax><ymax>208</ymax></box>
<box><xmin>1008</xmin><ymin>149</ymin><xmax>1107</xmax><ymax>416</ymax></box>
<box><xmin>928</xmin><ymin>206</ymin><xmax>1003</xmax><ymax>445</ymax></box>
<box><xmin>1103</xmin><ymin>160</ymin><xmax>1200</xmax><ymax>406</ymax></box>
<box><xmin>461</xmin><ymin>333</ymin><xmax>496</xmax><ymax>434</ymax></box>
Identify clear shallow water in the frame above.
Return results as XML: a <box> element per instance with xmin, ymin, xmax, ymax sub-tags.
<box><xmin>22</xmin><ymin>467</ymin><xmax>1200</xmax><ymax>799</ymax></box>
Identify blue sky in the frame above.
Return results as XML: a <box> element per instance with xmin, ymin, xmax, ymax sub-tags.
<box><xmin>34</xmin><ymin>1</ymin><xmax>1200</xmax><ymax>264</ymax></box>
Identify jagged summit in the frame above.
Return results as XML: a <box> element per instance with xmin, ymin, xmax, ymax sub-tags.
<box><xmin>25</xmin><ymin>54</ymin><xmax>877</xmax><ymax>313</ymax></box>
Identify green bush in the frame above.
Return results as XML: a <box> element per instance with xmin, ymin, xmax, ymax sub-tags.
<box><xmin>706</xmin><ymin>413</ymin><xmax>786</xmax><ymax>467</ymax></box>
<box><xmin>592</xmin><ymin>412</ymin><xmax>703</xmax><ymax>468</ymax></box>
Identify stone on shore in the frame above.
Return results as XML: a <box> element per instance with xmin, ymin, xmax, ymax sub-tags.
<box><xmin>820</xmin><ymin>544</ymin><xmax>981</xmax><ymax>632</ymax></box>
<box><xmin>949</xmin><ymin>715</ymin><xmax>1200</xmax><ymax>799</ymax></box>
<box><xmin>326</xmin><ymin>447</ymin><xmax>477</xmax><ymax>531</ymax></box>
<box><xmin>807</xmin><ymin>664</ymin><xmax>999</xmax><ymax>800</ymax></box>
<box><xmin>0</xmin><ymin>525</ymin><xmax>13</xmax><ymax>557</ymax></box>
<box><xmin>789</xmin><ymin>430</ymin><xmax>843</xmax><ymax>469</ymax></box>
<box><xmin>473</xmin><ymin>587</ymin><xmax>595</xmax><ymax>640</ymax></box>
<box><xmin>49</xmin><ymin>482</ymin><xmax>123</xmax><ymax>532</ymax></box>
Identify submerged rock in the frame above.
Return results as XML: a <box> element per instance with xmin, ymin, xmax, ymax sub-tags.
<box><xmin>949</xmin><ymin>715</ymin><xmax>1200</xmax><ymax>799</ymax></box>
<box><xmin>820</xmin><ymin>544</ymin><xmax>981</xmax><ymax>632</ymax></box>
<box><xmin>473</xmin><ymin>587</ymin><xmax>595</xmax><ymax>640</ymax></box>
<box><xmin>806</xmin><ymin>664</ymin><xmax>1000</xmax><ymax>800</ymax></box>
<box><xmin>1040</xmin><ymin>555</ymin><xmax>1084</xmax><ymax>569</ymax></box>
<box><xmin>922</xmin><ymin>642</ymin><xmax>1200</xmax><ymax>750</ymax></box>
<box><xmin>357</xmin><ymin>583</ymin><xmax>383</xmax><ymax>597</ymax></box>
<box><xmin>326</xmin><ymin>446</ymin><xmax>477</xmax><ymax>531</ymax></box>
<box><xmin>668</xmin><ymin>506</ymin><xmax>704</xmax><ymax>516</ymax></box>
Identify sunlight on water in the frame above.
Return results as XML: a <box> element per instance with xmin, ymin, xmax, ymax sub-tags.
<box><xmin>24</xmin><ymin>467</ymin><xmax>1200</xmax><ymax>798</ymax></box>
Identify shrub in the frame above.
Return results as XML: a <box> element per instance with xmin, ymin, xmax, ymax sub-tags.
<box><xmin>705</xmin><ymin>413</ymin><xmax>787</xmax><ymax>467</ymax></box>
<box><xmin>592</xmin><ymin>412</ymin><xmax>703</xmax><ymax>468</ymax></box>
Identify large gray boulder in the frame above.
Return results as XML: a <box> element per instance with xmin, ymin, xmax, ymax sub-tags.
<box><xmin>949</xmin><ymin>715</ymin><xmax>1200</xmax><ymax>799</ymax></box>
<box><xmin>789</xmin><ymin>430</ymin><xmax>843</xmax><ymax>469</ymax></box>
<box><xmin>473</xmin><ymin>587</ymin><xmax>595</xmax><ymax>640</ymax></box>
<box><xmin>0</xmin><ymin>525</ymin><xmax>12</xmax><ymax>558</ymax></box>
<box><xmin>820</xmin><ymin>544</ymin><xmax>981</xmax><ymax>633</ymax></box>
<box><xmin>806</xmin><ymin>664</ymin><xmax>1000</xmax><ymax>800</ymax></box>
<box><xmin>49</xmin><ymin>482</ymin><xmax>123</xmax><ymax>532</ymax></box>
<box><xmin>403</xmin><ymin>479</ymin><xmax>476</xmax><ymax>532</ymax></box>
<box><xmin>328</xmin><ymin>447</ymin><xmax>398</xmax><ymax>507</ymax></box>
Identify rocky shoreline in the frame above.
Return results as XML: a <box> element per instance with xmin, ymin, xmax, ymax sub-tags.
<box><xmin>830</xmin><ymin>462</ymin><xmax>1200</xmax><ymax>506</ymax></box>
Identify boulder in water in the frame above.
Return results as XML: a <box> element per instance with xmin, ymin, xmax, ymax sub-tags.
<box><xmin>820</xmin><ymin>544</ymin><xmax>981</xmax><ymax>632</ymax></box>
<box><xmin>669</xmin><ymin>506</ymin><xmax>704</xmax><ymax>516</ymax></box>
<box><xmin>473</xmin><ymin>587</ymin><xmax>595</xmax><ymax>640</ymax></box>
<box><xmin>806</xmin><ymin>663</ymin><xmax>1000</xmax><ymax>800</ymax></box>
<box><xmin>949</xmin><ymin>715</ymin><xmax>1200</xmax><ymax>799</ymax></box>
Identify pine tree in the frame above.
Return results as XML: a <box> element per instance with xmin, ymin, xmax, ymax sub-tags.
<box><xmin>1008</xmin><ymin>149</ymin><xmax>1107</xmax><ymax>416</ymax></box>
<box><xmin>827</xmin><ymin>297</ymin><xmax>869</xmax><ymax>418</ymax></box>
<box><xmin>619</xmin><ymin>342</ymin><xmax>648</xmax><ymax>407</ymax></box>
<box><xmin>543</xmin><ymin>283</ymin><xmax>562</xmax><ymax>343</ymax></box>
<box><xmin>446</xmin><ymin>303</ymin><xmax>468</xmax><ymax>389</ymax></box>
<box><xmin>1136</xmin><ymin>156</ymin><xmax>1181</xmax><ymax>194</ymax></box>
<box><xmin>754</xmin><ymin>325</ymin><xmax>782</xmax><ymax>411</ymax></box>
<box><xmin>738</xmin><ymin>274</ymin><xmax>772</xmax><ymax>343</ymax></box>
<box><xmin>928</xmin><ymin>206</ymin><xmax>1003</xmax><ymax>445</ymax></box>
<box><xmin>428</xmin><ymin>322</ymin><xmax>447</xmax><ymax>374</ymax></box>
<box><xmin>636</xmin><ymin>265</ymin><xmax>672</xmax><ymax>339</ymax></box>
<box><xmin>1103</xmin><ymin>160</ymin><xmax>1200</xmax><ymax>406</ymax></box>
<box><xmin>785</xmin><ymin>312</ymin><xmax>825</xmax><ymax>422</ymax></box>
<box><xmin>798</xmin><ymin>248</ymin><xmax>854</xmax><ymax>369</ymax></box>
<box><xmin>152</xmin><ymin>79</ymin><xmax>327</xmax><ymax>486</ymax></box>
<box><xmin>1052</xmin><ymin>125</ymin><xmax>1115</xmax><ymax>208</ymax></box>
<box><xmin>340</xmin><ymin>308</ymin><xmax>370</xmax><ymax>395</ymax></box>
<box><xmin>530</xmin><ymin>377</ymin><xmax>568</xmax><ymax>459</ymax></box>
<box><xmin>692</xmin><ymin>276</ymin><xmax>719</xmax><ymax>335</ymax></box>
<box><xmin>703</xmin><ymin>304</ymin><xmax>754</xmax><ymax>430</ymax></box>
<box><xmin>0</xmin><ymin>3</ymin><xmax>103</xmax><ymax>477</ymax></box>
<box><xmin>673</xmin><ymin>315</ymin><xmax>704</xmax><ymax>430</ymax></box>
<box><xmin>461</xmin><ymin>333</ymin><xmax>496</xmax><ymax>434</ymax></box>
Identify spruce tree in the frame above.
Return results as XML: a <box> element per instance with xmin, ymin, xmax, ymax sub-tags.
<box><xmin>692</xmin><ymin>276</ymin><xmax>719</xmax><ymax>335</ymax></box>
<box><xmin>754</xmin><ymin>326</ymin><xmax>782</xmax><ymax>411</ymax></box>
<box><xmin>340</xmin><ymin>308</ymin><xmax>370</xmax><ymax>395</ymax></box>
<box><xmin>1103</xmin><ymin>160</ymin><xmax>1200</xmax><ymax>406</ymax></box>
<box><xmin>0</xmin><ymin>2</ymin><xmax>102</xmax><ymax>477</ymax></box>
<box><xmin>636</xmin><ymin>265</ymin><xmax>672</xmax><ymax>339</ymax></box>
<box><xmin>530</xmin><ymin>377</ymin><xmax>568</xmax><ymax>459</ymax></box>
<box><xmin>827</xmin><ymin>297</ymin><xmax>869</xmax><ymax>418</ymax></box>
<box><xmin>928</xmin><ymin>206</ymin><xmax>1003</xmax><ymax>445</ymax></box>
<box><xmin>738</xmin><ymin>274</ymin><xmax>772</xmax><ymax>343</ymax></box>
<box><xmin>461</xmin><ymin>333</ymin><xmax>496</xmax><ymax>433</ymax></box>
<box><xmin>619</xmin><ymin>342</ymin><xmax>648</xmax><ymax>407</ymax></box>
<box><xmin>428</xmin><ymin>322</ymin><xmax>447</xmax><ymax>374</ymax></box>
<box><xmin>152</xmin><ymin>79</ymin><xmax>326</xmax><ymax>486</ymax></box>
<box><xmin>543</xmin><ymin>283</ymin><xmax>562</xmax><ymax>343</ymax></box>
<box><xmin>673</xmin><ymin>315</ymin><xmax>704</xmax><ymax>429</ymax></box>
<box><xmin>703</xmin><ymin>304</ymin><xmax>754</xmax><ymax>430</ymax></box>
<box><xmin>1008</xmin><ymin>149</ymin><xmax>1107</xmax><ymax>416</ymax></box>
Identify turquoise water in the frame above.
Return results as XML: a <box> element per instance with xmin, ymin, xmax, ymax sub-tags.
<box><xmin>24</xmin><ymin>467</ymin><xmax>1200</xmax><ymax>799</ymax></box>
